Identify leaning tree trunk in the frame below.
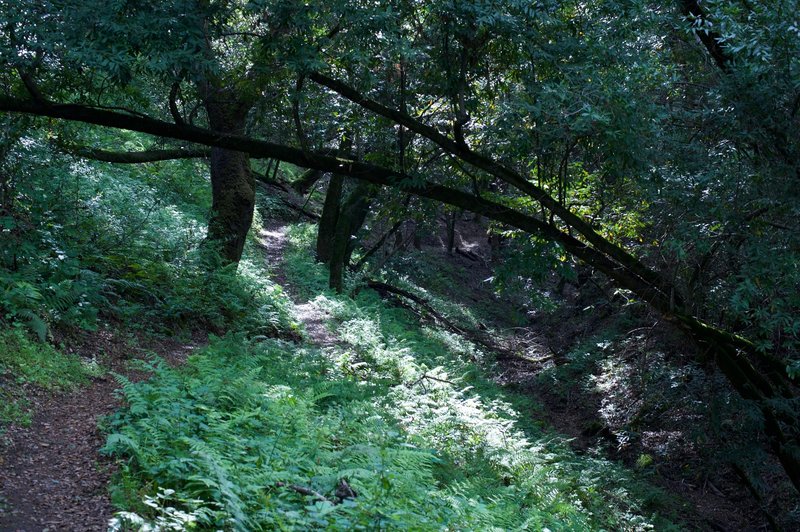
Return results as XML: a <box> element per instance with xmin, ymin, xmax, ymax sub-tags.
<box><xmin>7</xmin><ymin>94</ymin><xmax>799</xmax><ymax>489</ymax></box>
<box><xmin>203</xmin><ymin>91</ymin><xmax>255</xmax><ymax>264</ymax></box>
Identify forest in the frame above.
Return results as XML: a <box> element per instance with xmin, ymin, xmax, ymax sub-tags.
<box><xmin>0</xmin><ymin>0</ymin><xmax>798</xmax><ymax>530</ymax></box>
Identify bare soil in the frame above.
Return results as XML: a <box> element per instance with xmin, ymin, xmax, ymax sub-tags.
<box><xmin>259</xmin><ymin>224</ymin><xmax>340</xmax><ymax>348</ymax></box>
<box><xmin>0</xmin><ymin>327</ymin><xmax>203</xmax><ymax>532</ymax></box>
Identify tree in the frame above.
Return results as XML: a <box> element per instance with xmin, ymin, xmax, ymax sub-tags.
<box><xmin>1</xmin><ymin>0</ymin><xmax>798</xmax><ymax>489</ymax></box>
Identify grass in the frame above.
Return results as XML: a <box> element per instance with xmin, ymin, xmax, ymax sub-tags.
<box><xmin>0</xmin><ymin>328</ymin><xmax>103</xmax><ymax>428</ymax></box>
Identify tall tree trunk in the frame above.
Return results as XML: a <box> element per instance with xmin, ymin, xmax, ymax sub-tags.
<box><xmin>317</xmin><ymin>134</ymin><xmax>354</xmax><ymax>263</ymax></box>
<box><xmin>317</xmin><ymin>173</ymin><xmax>344</xmax><ymax>263</ymax></box>
<box><xmin>204</xmin><ymin>93</ymin><xmax>254</xmax><ymax>264</ymax></box>
<box><xmin>446</xmin><ymin>210</ymin><xmax>458</xmax><ymax>254</ymax></box>
<box><xmin>329</xmin><ymin>182</ymin><xmax>373</xmax><ymax>292</ymax></box>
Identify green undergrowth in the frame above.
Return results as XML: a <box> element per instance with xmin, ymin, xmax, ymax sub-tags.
<box><xmin>106</xmin><ymin>336</ymin><xmax>484</xmax><ymax>530</ymax></box>
<box><xmin>1</xmin><ymin>129</ymin><xmax>295</xmax><ymax>440</ymax></box>
<box><xmin>104</xmin><ymin>222</ymin><xmax>680</xmax><ymax>530</ymax></box>
<box><xmin>377</xmin><ymin>248</ymin><xmax>530</xmax><ymax>329</ymax></box>
<box><xmin>284</xmin><ymin>223</ymin><xmax>680</xmax><ymax>529</ymax></box>
<box><xmin>0</xmin><ymin>329</ymin><xmax>102</xmax><ymax>428</ymax></box>
<box><xmin>1</xmin><ymin>130</ymin><xmax>294</xmax><ymax>340</ymax></box>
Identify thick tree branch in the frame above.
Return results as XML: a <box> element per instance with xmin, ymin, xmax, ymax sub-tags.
<box><xmin>67</xmin><ymin>146</ymin><xmax>210</xmax><ymax>163</ymax></box>
<box><xmin>681</xmin><ymin>0</ymin><xmax>732</xmax><ymax>72</ymax></box>
<box><xmin>0</xmin><ymin>96</ymin><xmax>781</xmax><ymax>360</ymax></box>
<box><xmin>292</xmin><ymin>168</ymin><xmax>323</xmax><ymax>194</ymax></box>
<box><xmin>0</xmin><ymin>95</ymin><xmax>671</xmax><ymax>308</ymax></box>
<box><xmin>2</xmin><ymin>95</ymin><xmax>797</xmax><ymax>489</ymax></box>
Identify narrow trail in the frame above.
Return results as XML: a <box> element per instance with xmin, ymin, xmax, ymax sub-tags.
<box><xmin>0</xmin><ymin>218</ymin><xmax>766</xmax><ymax>531</ymax></box>
<box><xmin>0</xmin><ymin>331</ymin><xmax>200</xmax><ymax>532</ymax></box>
<box><xmin>259</xmin><ymin>223</ymin><xmax>339</xmax><ymax>348</ymax></box>
<box><xmin>0</xmin><ymin>372</ymin><xmax>118</xmax><ymax>532</ymax></box>
<box><xmin>0</xmin><ymin>221</ymin><xmax>321</xmax><ymax>532</ymax></box>
<box><xmin>256</xmin><ymin>219</ymin><xmax>774</xmax><ymax>531</ymax></box>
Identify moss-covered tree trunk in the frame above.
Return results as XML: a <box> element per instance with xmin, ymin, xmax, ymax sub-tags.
<box><xmin>446</xmin><ymin>210</ymin><xmax>458</xmax><ymax>254</ymax></box>
<box><xmin>316</xmin><ymin>173</ymin><xmax>344</xmax><ymax>263</ymax></box>
<box><xmin>203</xmin><ymin>91</ymin><xmax>254</xmax><ymax>264</ymax></box>
<box><xmin>329</xmin><ymin>182</ymin><xmax>373</xmax><ymax>292</ymax></box>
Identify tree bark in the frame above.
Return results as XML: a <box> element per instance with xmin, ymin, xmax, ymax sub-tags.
<box><xmin>202</xmin><ymin>94</ymin><xmax>254</xmax><ymax>264</ymax></box>
<box><xmin>316</xmin><ymin>173</ymin><xmax>344</xmax><ymax>263</ymax></box>
<box><xmin>446</xmin><ymin>210</ymin><xmax>458</xmax><ymax>254</ymax></box>
<box><xmin>329</xmin><ymin>182</ymin><xmax>372</xmax><ymax>292</ymax></box>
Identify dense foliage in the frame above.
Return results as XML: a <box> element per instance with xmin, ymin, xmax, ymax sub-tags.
<box><xmin>1</xmin><ymin>0</ymin><xmax>799</xmax><ymax>528</ymax></box>
<box><xmin>103</xmin><ymin>231</ymin><xmax>676</xmax><ymax>529</ymax></box>
<box><xmin>0</xmin><ymin>121</ymin><xmax>293</xmax><ymax>339</ymax></box>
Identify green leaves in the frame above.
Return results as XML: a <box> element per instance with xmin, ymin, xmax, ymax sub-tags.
<box><xmin>103</xmin><ymin>336</ymin><xmax>455</xmax><ymax>529</ymax></box>
<box><xmin>104</xmin><ymin>329</ymin><xmax>669</xmax><ymax>529</ymax></box>
<box><xmin>0</xmin><ymin>328</ymin><xmax>99</xmax><ymax>427</ymax></box>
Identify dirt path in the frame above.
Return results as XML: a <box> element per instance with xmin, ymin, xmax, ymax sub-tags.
<box><xmin>0</xmin><ymin>330</ymin><xmax>201</xmax><ymax>532</ymax></box>
<box><xmin>0</xmin><ymin>221</ymin><xmax>319</xmax><ymax>532</ymax></box>
<box><xmin>259</xmin><ymin>224</ymin><xmax>339</xmax><ymax>347</ymax></box>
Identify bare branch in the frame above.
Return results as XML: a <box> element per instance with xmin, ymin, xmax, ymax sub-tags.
<box><xmin>275</xmin><ymin>482</ymin><xmax>333</xmax><ymax>504</ymax></box>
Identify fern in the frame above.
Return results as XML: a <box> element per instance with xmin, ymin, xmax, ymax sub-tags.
<box><xmin>13</xmin><ymin>308</ymin><xmax>49</xmax><ymax>341</ymax></box>
<box><xmin>2</xmin><ymin>279</ymin><xmax>48</xmax><ymax>340</ymax></box>
<box><xmin>186</xmin><ymin>441</ymin><xmax>252</xmax><ymax>531</ymax></box>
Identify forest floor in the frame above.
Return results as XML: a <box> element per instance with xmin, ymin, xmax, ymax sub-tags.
<box><xmin>260</xmin><ymin>215</ymin><xmax>774</xmax><ymax>531</ymax></box>
<box><xmin>0</xmin><ymin>212</ymin><xmax>789</xmax><ymax>530</ymax></box>
<box><xmin>0</xmin><ymin>223</ymin><xmax>343</xmax><ymax>532</ymax></box>
<box><xmin>0</xmin><ymin>330</ymin><xmax>204</xmax><ymax>531</ymax></box>
<box><xmin>259</xmin><ymin>224</ymin><xmax>339</xmax><ymax>348</ymax></box>
<box><xmin>338</xmin><ymin>214</ymin><xmax>780</xmax><ymax>532</ymax></box>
